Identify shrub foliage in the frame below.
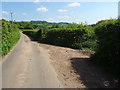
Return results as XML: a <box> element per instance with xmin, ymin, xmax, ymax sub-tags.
<box><xmin>0</xmin><ymin>20</ymin><xmax>20</xmax><ymax>56</ymax></box>
<box><xmin>23</xmin><ymin>25</ymin><xmax>96</xmax><ymax>50</ymax></box>
<box><xmin>91</xmin><ymin>18</ymin><xmax>120</xmax><ymax>77</ymax></box>
<box><xmin>43</xmin><ymin>27</ymin><xmax>96</xmax><ymax>49</ymax></box>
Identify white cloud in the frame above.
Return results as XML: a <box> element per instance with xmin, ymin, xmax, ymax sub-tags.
<box><xmin>2</xmin><ymin>11</ymin><xmax>10</xmax><ymax>15</ymax></box>
<box><xmin>37</xmin><ymin>7</ymin><xmax>48</xmax><ymax>12</ymax></box>
<box><xmin>58</xmin><ymin>9</ymin><xmax>68</xmax><ymax>12</ymax></box>
<box><xmin>46</xmin><ymin>18</ymin><xmax>54</xmax><ymax>22</ymax></box>
<box><xmin>47</xmin><ymin>18</ymin><xmax>54</xmax><ymax>21</ymax></box>
<box><xmin>0</xmin><ymin>17</ymin><xmax>7</xmax><ymax>20</ymax></box>
<box><xmin>34</xmin><ymin>0</ymin><xmax>40</xmax><ymax>3</ymax></box>
<box><xmin>57</xmin><ymin>16</ymin><xmax>69</xmax><ymax>19</ymax></box>
<box><xmin>22</xmin><ymin>13</ymin><xmax>27</xmax><ymax>16</ymax></box>
<box><xmin>68</xmin><ymin>2</ymin><xmax>80</xmax><ymax>7</ymax></box>
<box><xmin>2</xmin><ymin>11</ymin><xmax>15</xmax><ymax>15</ymax></box>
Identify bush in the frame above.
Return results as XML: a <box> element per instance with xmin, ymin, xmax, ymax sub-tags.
<box><xmin>82</xmin><ymin>40</ymin><xmax>98</xmax><ymax>50</ymax></box>
<box><xmin>23</xmin><ymin>25</ymin><xmax>96</xmax><ymax>50</ymax></box>
<box><xmin>43</xmin><ymin>28</ymin><xmax>86</xmax><ymax>48</ymax></box>
<box><xmin>71</xmin><ymin>43</ymin><xmax>82</xmax><ymax>49</ymax></box>
<box><xmin>23</xmin><ymin>29</ymin><xmax>42</xmax><ymax>41</ymax></box>
<box><xmin>91</xmin><ymin>18</ymin><xmax>120</xmax><ymax>77</ymax></box>
<box><xmin>43</xmin><ymin>26</ymin><xmax>96</xmax><ymax>49</ymax></box>
<box><xmin>0</xmin><ymin>20</ymin><xmax>20</xmax><ymax>56</ymax></box>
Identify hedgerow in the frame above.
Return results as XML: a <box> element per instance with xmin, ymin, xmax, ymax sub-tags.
<box><xmin>91</xmin><ymin>18</ymin><xmax>120</xmax><ymax>77</ymax></box>
<box><xmin>23</xmin><ymin>29</ymin><xmax>42</xmax><ymax>41</ymax></box>
<box><xmin>44</xmin><ymin>25</ymin><xmax>97</xmax><ymax>50</ymax></box>
<box><xmin>23</xmin><ymin>24</ymin><xmax>96</xmax><ymax>50</ymax></box>
<box><xmin>0</xmin><ymin>19</ymin><xmax>20</xmax><ymax>56</ymax></box>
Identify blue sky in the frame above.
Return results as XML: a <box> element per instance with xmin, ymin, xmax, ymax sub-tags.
<box><xmin>2</xmin><ymin>1</ymin><xmax>118</xmax><ymax>24</ymax></box>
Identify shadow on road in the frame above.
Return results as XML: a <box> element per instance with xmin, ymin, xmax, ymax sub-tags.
<box><xmin>70</xmin><ymin>57</ymin><xmax>120</xmax><ymax>88</ymax></box>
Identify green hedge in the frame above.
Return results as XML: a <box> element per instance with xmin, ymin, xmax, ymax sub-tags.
<box><xmin>23</xmin><ymin>25</ymin><xmax>96</xmax><ymax>50</ymax></box>
<box><xmin>91</xmin><ymin>18</ymin><xmax>120</xmax><ymax>77</ymax></box>
<box><xmin>23</xmin><ymin>29</ymin><xmax>42</xmax><ymax>41</ymax></box>
<box><xmin>43</xmin><ymin>28</ymin><xmax>85</xmax><ymax>48</ymax></box>
<box><xmin>42</xmin><ymin>26</ymin><xmax>96</xmax><ymax>50</ymax></box>
<box><xmin>0</xmin><ymin>20</ymin><xmax>20</xmax><ymax>56</ymax></box>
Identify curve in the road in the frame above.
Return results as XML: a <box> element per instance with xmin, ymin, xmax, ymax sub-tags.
<box><xmin>2</xmin><ymin>33</ymin><xmax>62</xmax><ymax>88</ymax></box>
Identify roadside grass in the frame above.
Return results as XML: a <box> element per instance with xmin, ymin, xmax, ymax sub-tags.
<box><xmin>79</xmin><ymin>48</ymin><xmax>95</xmax><ymax>56</ymax></box>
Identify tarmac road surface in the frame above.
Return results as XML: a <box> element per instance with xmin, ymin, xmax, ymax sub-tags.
<box><xmin>2</xmin><ymin>33</ymin><xmax>62</xmax><ymax>88</ymax></box>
